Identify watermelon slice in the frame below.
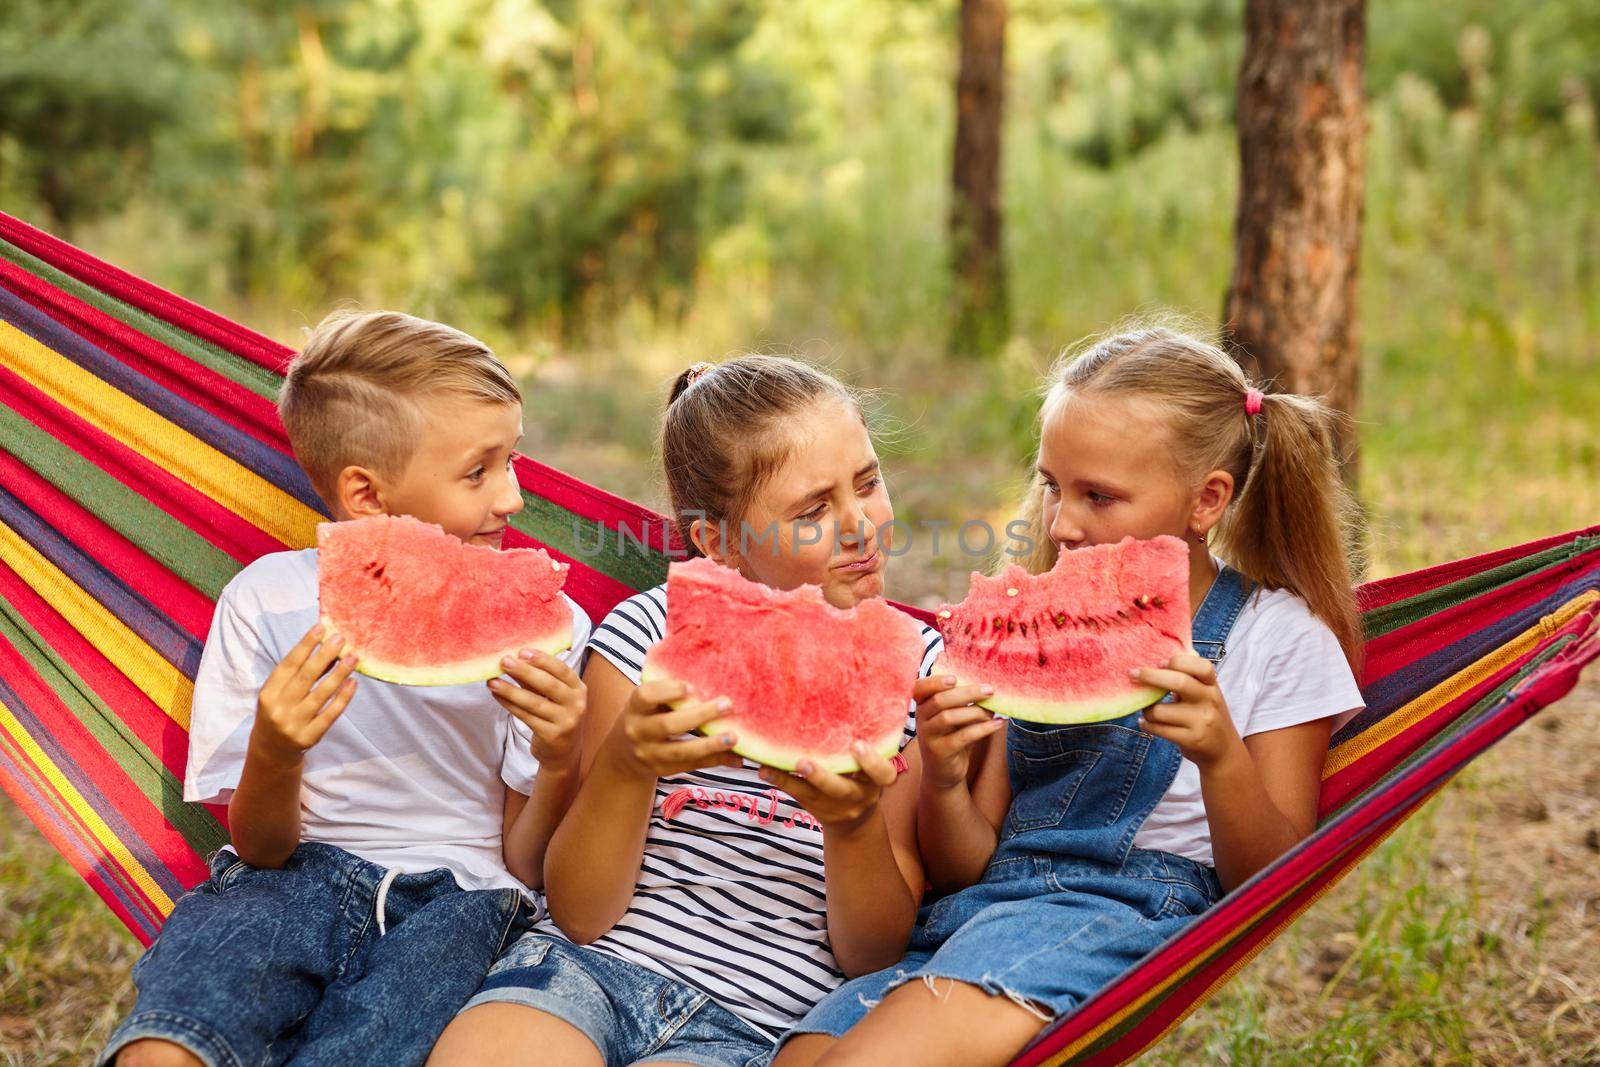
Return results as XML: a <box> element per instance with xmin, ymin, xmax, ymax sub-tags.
<box><xmin>640</xmin><ymin>557</ymin><xmax>926</xmax><ymax>773</ymax></box>
<box><xmin>317</xmin><ymin>515</ymin><xmax>573</xmax><ymax>686</ymax></box>
<box><xmin>935</xmin><ymin>535</ymin><xmax>1192</xmax><ymax>724</ymax></box>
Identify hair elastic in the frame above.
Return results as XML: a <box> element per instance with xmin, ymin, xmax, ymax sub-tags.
<box><xmin>684</xmin><ymin>361</ymin><xmax>716</xmax><ymax>388</ymax></box>
<box><xmin>1244</xmin><ymin>388</ymin><xmax>1265</xmax><ymax>417</ymax></box>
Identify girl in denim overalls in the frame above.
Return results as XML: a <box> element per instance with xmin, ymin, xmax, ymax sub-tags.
<box><xmin>777</xmin><ymin>325</ymin><xmax>1367</xmax><ymax>1067</ymax></box>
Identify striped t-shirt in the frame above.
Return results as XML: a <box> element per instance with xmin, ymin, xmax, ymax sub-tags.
<box><xmin>550</xmin><ymin>583</ymin><xmax>942</xmax><ymax>1040</ymax></box>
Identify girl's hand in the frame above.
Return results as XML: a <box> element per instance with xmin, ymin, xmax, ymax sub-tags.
<box><xmin>1131</xmin><ymin>651</ymin><xmax>1245</xmax><ymax>768</ymax></box>
<box><xmin>607</xmin><ymin>680</ymin><xmax>742</xmax><ymax>780</ymax></box>
<box><xmin>489</xmin><ymin>648</ymin><xmax>587</xmax><ymax>773</ymax></box>
<box><xmin>758</xmin><ymin>743</ymin><xmax>901</xmax><ymax>834</ymax></box>
<box><xmin>915</xmin><ymin>675</ymin><xmax>1005</xmax><ymax>791</ymax></box>
<box><xmin>251</xmin><ymin>624</ymin><xmax>359</xmax><ymax>766</ymax></box>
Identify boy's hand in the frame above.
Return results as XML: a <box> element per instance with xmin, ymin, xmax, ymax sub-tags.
<box><xmin>915</xmin><ymin>675</ymin><xmax>1005</xmax><ymax>791</ymax></box>
<box><xmin>607</xmin><ymin>680</ymin><xmax>742</xmax><ymax>780</ymax></box>
<box><xmin>759</xmin><ymin>744</ymin><xmax>900</xmax><ymax>835</ymax></box>
<box><xmin>251</xmin><ymin>624</ymin><xmax>359</xmax><ymax>766</ymax></box>
<box><xmin>1132</xmin><ymin>651</ymin><xmax>1245</xmax><ymax>768</ymax></box>
<box><xmin>489</xmin><ymin>649</ymin><xmax>587</xmax><ymax>772</ymax></box>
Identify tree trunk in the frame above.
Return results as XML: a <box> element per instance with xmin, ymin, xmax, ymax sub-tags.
<box><xmin>1224</xmin><ymin>0</ymin><xmax>1366</xmax><ymax>473</ymax></box>
<box><xmin>949</xmin><ymin>0</ymin><xmax>1008</xmax><ymax>358</ymax></box>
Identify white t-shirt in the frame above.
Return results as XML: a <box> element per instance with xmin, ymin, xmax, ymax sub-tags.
<box><xmin>556</xmin><ymin>585</ymin><xmax>943</xmax><ymax>1041</ymax></box>
<box><xmin>184</xmin><ymin>548</ymin><xmax>592</xmax><ymax>897</ymax></box>
<box><xmin>1131</xmin><ymin>582</ymin><xmax>1364</xmax><ymax>866</ymax></box>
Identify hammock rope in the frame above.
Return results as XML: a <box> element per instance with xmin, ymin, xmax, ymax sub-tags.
<box><xmin>0</xmin><ymin>209</ymin><xmax>1595</xmax><ymax>1066</ymax></box>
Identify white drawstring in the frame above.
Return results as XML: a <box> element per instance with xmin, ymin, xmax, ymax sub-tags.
<box><xmin>374</xmin><ymin>867</ymin><xmax>400</xmax><ymax>937</ymax></box>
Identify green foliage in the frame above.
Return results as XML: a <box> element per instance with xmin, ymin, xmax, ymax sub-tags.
<box><xmin>0</xmin><ymin>0</ymin><xmax>1593</xmax><ymax>402</ymax></box>
<box><xmin>0</xmin><ymin>0</ymin><xmax>180</xmax><ymax>231</ymax></box>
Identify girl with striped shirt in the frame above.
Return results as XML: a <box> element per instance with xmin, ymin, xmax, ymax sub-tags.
<box><xmin>431</xmin><ymin>356</ymin><xmax>947</xmax><ymax>1067</ymax></box>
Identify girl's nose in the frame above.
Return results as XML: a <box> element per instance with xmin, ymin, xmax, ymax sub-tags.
<box><xmin>839</xmin><ymin>501</ymin><xmax>874</xmax><ymax>551</ymax></box>
<box><xmin>1048</xmin><ymin>504</ymin><xmax>1084</xmax><ymax>549</ymax></box>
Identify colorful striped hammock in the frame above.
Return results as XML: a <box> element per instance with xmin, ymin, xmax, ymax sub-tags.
<box><xmin>0</xmin><ymin>208</ymin><xmax>1595</xmax><ymax>1065</ymax></box>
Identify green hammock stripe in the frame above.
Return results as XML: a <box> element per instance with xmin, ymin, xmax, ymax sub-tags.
<box><xmin>0</xmin><ymin>599</ymin><xmax>228</xmax><ymax>858</ymax></box>
<box><xmin>0</xmin><ymin>406</ymin><xmax>239</xmax><ymax>600</ymax></box>
<box><xmin>0</xmin><ymin>238</ymin><xmax>283</xmax><ymax>402</ymax></box>
<box><xmin>1361</xmin><ymin>536</ymin><xmax>1600</xmax><ymax>640</ymax></box>
<box><xmin>511</xmin><ymin>495</ymin><xmax>672</xmax><ymax>593</ymax></box>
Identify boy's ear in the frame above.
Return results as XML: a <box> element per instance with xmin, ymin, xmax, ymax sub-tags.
<box><xmin>333</xmin><ymin>465</ymin><xmax>387</xmax><ymax>521</ymax></box>
<box><xmin>1190</xmin><ymin>469</ymin><xmax>1235</xmax><ymax>539</ymax></box>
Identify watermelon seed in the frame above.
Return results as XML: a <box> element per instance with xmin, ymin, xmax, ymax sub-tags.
<box><xmin>937</xmin><ymin>609</ymin><xmax>952</xmax><ymax>620</ymax></box>
<box><xmin>1006</xmin><ymin>618</ymin><xmax>1016</xmax><ymax>633</ymax></box>
<box><xmin>1053</xmin><ymin>612</ymin><xmax>1068</xmax><ymax>628</ymax></box>
<box><xmin>1037</xmin><ymin>650</ymin><xmax>1048</xmax><ymax>666</ymax></box>
<box><xmin>993</xmin><ymin>617</ymin><xmax>1005</xmax><ymax>631</ymax></box>
<box><xmin>1152</xmin><ymin>596</ymin><xmax>1166</xmax><ymax>609</ymax></box>
<box><xmin>1134</xmin><ymin>595</ymin><xmax>1151</xmax><ymax>609</ymax></box>
<box><xmin>1006</xmin><ymin>588</ymin><xmax>1019</xmax><ymax>597</ymax></box>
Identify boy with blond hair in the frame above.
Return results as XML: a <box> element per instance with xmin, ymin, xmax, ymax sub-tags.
<box><xmin>103</xmin><ymin>311</ymin><xmax>592</xmax><ymax>1067</ymax></box>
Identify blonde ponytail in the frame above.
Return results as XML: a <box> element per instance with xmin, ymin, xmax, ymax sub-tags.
<box><xmin>1213</xmin><ymin>392</ymin><xmax>1363</xmax><ymax>669</ymax></box>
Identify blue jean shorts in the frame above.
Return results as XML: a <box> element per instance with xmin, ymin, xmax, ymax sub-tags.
<box><xmin>464</xmin><ymin>933</ymin><xmax>775</xmax><ymax>1067</ymax></box>
<box><xmin>787</xmin><ymin>847</ymin><xmax>1221</xmax><ymax>1042</ymax></box>
<box><xmin>100</xmin><ymin>843</ymin><xmax>528</xmax><ymax>1067</ymax></box>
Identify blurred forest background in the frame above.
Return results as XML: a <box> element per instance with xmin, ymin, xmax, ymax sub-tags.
<box><xmin>2</xmin><ymin>0</ymin><xmax>1598</xmax><ymax>1063</ymax></box>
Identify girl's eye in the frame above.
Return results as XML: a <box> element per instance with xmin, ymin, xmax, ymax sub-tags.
<box><xmin>800</xmin><ymin>502</ymin><xmax>828</xmax><ymax>522</ymax></box>
<box><xmin>857</xmin><ymin>476</ymin><xmax>881</xmax><ymax>495</ymax></box>
<box><xmin>468</xmin><ymin>466</ymin><xmax>486</xmax><ymax>483</ymax></box>
<box><xmin>1087</xmin><ymin>491</ymin><xmax>1115</xmax><ymax>507</ymax></box>
<box><xmin>1043</xmin><ymin>480</ymin><xmax>1060</xmax><ymax>497</ymax></box>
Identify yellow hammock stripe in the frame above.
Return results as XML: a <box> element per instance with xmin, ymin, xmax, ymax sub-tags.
<box><xmin>0</xmin><ymin>319</ymin><xmax>320</xmax><ymax>549</ymax></box>
<box><xmin>1325</xmin><ymin>590</ymin><xmax>1599</xmax><ymax>775</ymax></box>
<box><xmin>0</xmin><ymin>698</ymin><xmax>176</xmax><ymax>914</ymax></box>
<box><xmin>0</xmin><ymin>516</ymin><xmax>194</xmax><ymax>729</ymax></box>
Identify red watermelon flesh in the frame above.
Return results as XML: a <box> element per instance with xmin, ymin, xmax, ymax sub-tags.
<box><xmin>640</xmin><ymin>556</ymin><xmax>926</xmax><ymax>773</ymax></box>
<box><xmin>936</xmin><ymin>535</ymin><xmax>1191</xmax><ymax>724</ymax></box>
<box><xmin>318</xmin><ymin>515</ymin><xmax>573</xmax><ymax>686</ymax></box>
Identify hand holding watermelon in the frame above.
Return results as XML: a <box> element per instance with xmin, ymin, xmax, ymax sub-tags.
<box><xmin>488</xmin><ymin>649</ymin><xmax>588</xmax><ymax>771</ymax></box>
<box><xmin>1131</xmin><ymin>650</ymin><xmax>1245</xmax><ymax>768</ymax></box>
<box><xmin>606</xmin><ymin>680</ymin><xmax>743</xmax><ymax>780</ymax></box>
<box><xmin>249</xmin><ymin>624</ymin><xmax>361</xmax><ymax>765</ymax></box>
<box><xmin>913</xmin><ymin>674</ymin><xmax>1006</xmax><ymax>791</ymax></box>
<box><xmin>757</xmin><ymin>743</ymin><xmax>901</xmax><ymax>834</ymax></box>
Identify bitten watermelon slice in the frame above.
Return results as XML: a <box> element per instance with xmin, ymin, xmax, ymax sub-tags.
<box><xmin>936</xmin><ymin>535</ymin><xmax>1191</xmax><ymax>724</ymax></box>
<box><xmin>318</xmin><ymin>515</ymin><xmax>573</xmax><ymax>686</ymax></box>
<box><xmin>640</xmin><ymin>557</ymin><xmax>926</xmax><ymax>773</ymax></box>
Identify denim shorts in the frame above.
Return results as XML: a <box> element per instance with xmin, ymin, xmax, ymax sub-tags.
<box><xmin>99</xmin><ymin>843</ymin><xmax>529</xmax><ymax>1067</ymax></box>
<box><xmin>464</xmin><ymin>933</ymin><xmax>775</xmax><ymax>1067</ymax></box>
<box><xmin>786</xmin><ymin>847</ymin><xmax>1221</xmax><ymax>1041</ymax></box>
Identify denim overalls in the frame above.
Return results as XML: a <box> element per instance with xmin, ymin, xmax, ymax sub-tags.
<box><xmin>791</xmin><ymin>566</ymin><xmax>1253</xmax><ymax>1034</ymax></box>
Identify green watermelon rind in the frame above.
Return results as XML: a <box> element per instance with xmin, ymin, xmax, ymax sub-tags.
<box><xmin>970</xmin><ymin>679</ymin><xmax>1171</xmax><ymax>725</ymax></box>
<box><xmin>326</xmin><ymin>614</ymin><xmax>574</xmax><ymax>687</ymax></box>
<box><xmin>640</xmin><ymin>660</ymin><xmax>905</xmax><ymax>775</ymax></box>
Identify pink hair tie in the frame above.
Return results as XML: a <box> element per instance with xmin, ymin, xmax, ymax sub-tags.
<box><xmin>685</xmin><ymin>361</ymin><xmax>715</xmax><ymax>388</ymax></box>
<box><xmin>1244</xmin><ymin>388</ymin><xmax>1265</xmax><ymax>417</ymax></box>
